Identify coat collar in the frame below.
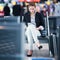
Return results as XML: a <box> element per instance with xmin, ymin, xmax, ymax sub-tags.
<box><xmin>27</xmin><ymin>11</ymin><xmax>37</xmax><ymax>20</ymax></box>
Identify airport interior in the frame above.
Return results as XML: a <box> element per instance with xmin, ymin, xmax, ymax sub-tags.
<box><xmin>0</xmin><ymin>0</ymin><xmax>60</xmax><ymax>60</ymax></box>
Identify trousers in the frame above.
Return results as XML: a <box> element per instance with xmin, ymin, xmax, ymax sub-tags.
<box><xmin>25</xmin><ymin>23</ymin><xmax>41</xmax><ymax>50</ymax></box>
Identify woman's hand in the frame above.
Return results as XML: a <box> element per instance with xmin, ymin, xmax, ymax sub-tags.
<box><xmin>36</xmin><ymin>26</ymin><xmax>44</xmax><ymax>30</ymax></box>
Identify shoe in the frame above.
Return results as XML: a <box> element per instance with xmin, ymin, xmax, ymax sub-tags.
<box><xmin>38</xmin><ymin>45</ymin><xmax>43</xmax><ymax>50</ymax></box>
<box><xmin>27</xmin><ymin>50</ymin><xmax>33</xmax><ymax>57</ymax></box>
<box><xmin>27</xmin><ymin>54</ymin><xmax>32</xmax><ymax>57</ymax></box>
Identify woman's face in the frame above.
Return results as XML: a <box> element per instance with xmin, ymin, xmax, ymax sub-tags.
<box><xmin>29</xmin><ymin>6</ymin><xmax>35</xmax><ymax>14</ymax></box>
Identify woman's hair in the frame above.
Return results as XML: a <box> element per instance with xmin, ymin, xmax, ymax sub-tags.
<box><xmin>53</xmin><ymin>0</ymin><xmax>58</xmax><ymax>3</ymax></box>
<box><xmin>28</xmin><ymin>2</ymin><xmax>36</xmax><ymax>7</ymax></box>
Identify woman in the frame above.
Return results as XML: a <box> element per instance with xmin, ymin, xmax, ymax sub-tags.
<box><xmin>23</xmin><ymin>3</ymin><xmax>44</xmax><ymax>57</ymax></box>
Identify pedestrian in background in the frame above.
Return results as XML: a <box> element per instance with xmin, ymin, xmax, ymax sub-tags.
<box><xmin>3</xmin><ymin>3</ymin><xmax>10</xmax><ymax>16</ymax></box>
<box><xmin>12</xmin><ymin>3</ymin><xmax>21</xmax><ymax>16</ymax></box>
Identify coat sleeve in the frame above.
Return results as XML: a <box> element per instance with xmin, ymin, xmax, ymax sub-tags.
<box><xmin>39</xmin><ymin>13</ymin><xmax>45</xmax><ymax>27</ymax></box>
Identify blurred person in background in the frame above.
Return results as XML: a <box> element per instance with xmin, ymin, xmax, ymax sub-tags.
<box><xmin>36</xmin><ymin>6</ymin><xmax>46</xmax><ymax>18</ymax></box>
<box><xmin>0</xmin><ymin>6</ymin><xmax>4</xmax><ymax>17</ymax></box>
<box><xmin>12</xmin><ymin>2</ymin><xmax>21</xmax><ymax>16</ymax></box>
<box><xmin>50</xmin><ymin>0</ymin><xmax>58</xmax><ymax>16</ymax></box>
<box><xmin>23</xmin><ymin>3</ymin><xmax>44</xmax><ymax>57</ymax></box>
<box><xmin>50</xmin><ymin>3</ymin><xmax>55</xmax><ymax>16</ymax></box>
<box><xmin>36</xmin><ymin>6</ymin><xmax>41</xmax><ymax>13</ymax></box>
<box><xmin>36</xmin><ymin>5</ymin><xmax>47</xmax><ymax>17</ymax></box>
<box><xmin>40</xmin><ymin>6</ymin><xmax>47</xmax><ymax>17</ymax></box>
<box><xmin>45</xmin><ymin>1</ymin><xmax>51</xmax><ymax>16</ymax></box>
<box><xmin>20</xmin><ymin>3</ymin><xmax>24</xmax><ymax>16</ymax></box>
<box><xmin>3</xmin><ymin>3</ymin><xmax>10</xmax><ymax>16</ymax></box>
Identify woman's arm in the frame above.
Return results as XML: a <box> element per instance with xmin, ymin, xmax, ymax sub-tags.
<box><xmin>36</xmin><ymin>26</ymin><xmax>44</xmax><ymax>30</ymax></box>
<box><xmin>36</xmin><ymin>13</ymin><xmax>45</xmax><ymax>30</ymax></box>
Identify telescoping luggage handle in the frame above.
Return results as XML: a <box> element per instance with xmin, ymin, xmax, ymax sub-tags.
<box><xmin>46</xmin><ymin>11</ymin><xmax>50</xmax><ymax>37</ymax></box>
<box><xmin>51</xmin><ymin>33</ymin><xmax>58</xmax><ymax>60</ymax></box>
